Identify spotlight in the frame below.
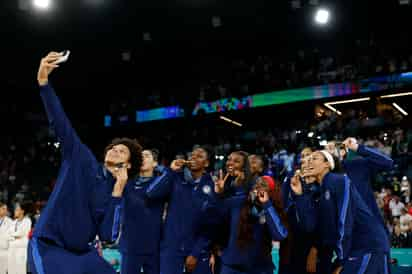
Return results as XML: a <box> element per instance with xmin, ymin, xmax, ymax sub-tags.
<box><xmin>315</xmin><ymin>8</ymin><xmax>330</xmax><ymax>25</ymax></box>
<box><xmin>33</xmin><ymin>0</ymin><xmax>51</xmax><ymax>9</ymax></box>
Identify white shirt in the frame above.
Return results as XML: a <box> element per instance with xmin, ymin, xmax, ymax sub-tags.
<box><xmin>0</xmin><ymin>216</ymin><xmax>13</xmax><ymax>250</ymax></box>
<box><xmin>401</xmin><ymin>181</ymin><xmax>410</xmax><ymax>193</ymax></box>
<box><xmin>8</xmin><ymin>217</ymin><xmax>32</xmax><ymax>249</ymax></box>
<box><xmin>400</xmin><ymin>214</ymin><xmax>412</xmax><ymax>232</ymax></box>
<box><xmin>389</xmin><ymin>200</ymin><xmax>405</xmax><ymax>217</ymax></box>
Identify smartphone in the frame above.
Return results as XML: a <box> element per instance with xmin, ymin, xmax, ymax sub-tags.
<box><xmin>56</xmin><ymin>50</ymin><xmax>70</xmax><ymax>64</ymax></box>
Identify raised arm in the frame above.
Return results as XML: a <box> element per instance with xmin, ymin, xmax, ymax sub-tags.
<box><xmin>343</xmin><ymin>138</ymin><xmax>393</xmax><ymax>171</ymax></box>
<box><xmin>37</xmin><ymin>52</ymin><xmax>83</xmax><ymax>159</ymax></box>
<box><xmin>289</xmin><ymin>175</ymin><xmax>319</xmax><ymax>233</ymax></box>
<box><xmin>97</xmin><ymin>166</ymin><xmax>129</xmax><ymax>242</ymax></box>
<box><xmin>262</xmin><ymin>201</ymin><xmax>288</xmax><ymax>241</ymax></box>
<box><xmin>257</xmin><ymin>189</ymin><xmax>288</xmax><ymax>241</ymax></box>
<box><xmin>145</xmin><ymin>166</ymin><xmax>173</xmax><ymax>199</ymax></box>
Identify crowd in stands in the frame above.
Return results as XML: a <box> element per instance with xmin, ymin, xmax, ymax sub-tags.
<box><xmin>195</xmin><ymin>39</ymin><xmax>412</xmax><ymax>103</ymax></box>
<box><xmin>1</xmin><ymin>108</ymin><xmax>411</xmax><ymax>251</ymax></box>
<box><xmin>106</xmin><ymin>37</ymin><xmax>412</xmax><ymax>114</ymax></box>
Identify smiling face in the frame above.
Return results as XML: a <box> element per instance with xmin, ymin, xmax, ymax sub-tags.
<box><xmin>226</xmin><ymin>152</ymin><xmax>246</xmax><ymax>176</ymax></box>
<box><xmin>188</xmin><ymin>148</ymin><xmax>209</xmax><ymax>173</ymax></box>
<box><xmin>305</xmin><ymin>151</ymin><xmax>331</xmax><ymax>178</ymax></box>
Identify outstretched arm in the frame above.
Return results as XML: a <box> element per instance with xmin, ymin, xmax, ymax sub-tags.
<box><xmin>343</xmin><ymin>138</ymin><xmax>393</xmax><ymax>171</ymax></box>
<box><xmin>38</xmin><ymin>52</ymin><xmax>83</xmax><ymax>159</ymax></box>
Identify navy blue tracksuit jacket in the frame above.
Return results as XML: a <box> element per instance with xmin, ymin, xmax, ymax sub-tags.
<box><xmin>343</xmin><ymin>145</ymin><xmax>393</xmax><ymax>227</ymax></box>
<box><xmin>119</xmin><ymin>166</ymin><xmax>170</xmax><ymax>274</ymax></box>
<box><xmin>295</xmin><ymin>172</ymin><xmax>390</xmax><ymax>274</ymax></box>
<box><xmin>209</xmin><ymin>184</ymin><xmax>287</xmax><ymax>274</ymax></box>
<box><xmin>281</xmin><ymin>177</ymin><xmax>320</xmax><ymax>274</ymax></box>
<box><xmin>146</xmin><ymin>167</ymin><xmax>215</xmax><ymax>274</ymax></box>
<box><xmin>28</xmin><ymin>84</ymin><xmax>122</xmax><ymax>274</ymax></box>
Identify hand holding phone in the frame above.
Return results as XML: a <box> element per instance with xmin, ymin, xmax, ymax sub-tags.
<box><xmin>55</xmin><ymin>50</ymin><xmax>70</xmax><ymax>64</ymax></box>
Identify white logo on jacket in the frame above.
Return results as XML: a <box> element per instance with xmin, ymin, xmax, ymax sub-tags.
<box><xmin>325</xmin><ymin>190</ymin><xmax>331</xmax><ymax>200</ymax></box>
<box><xmin>202</xmin><ymin>185</ymin><xmax>211</xmax><ymax>195</ymax></box>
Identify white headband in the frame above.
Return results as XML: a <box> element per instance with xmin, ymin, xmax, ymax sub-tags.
<box><xmin>320</xmin><ymin>150</ymin><xmax>335</xmax><ymax>171</ymax></box>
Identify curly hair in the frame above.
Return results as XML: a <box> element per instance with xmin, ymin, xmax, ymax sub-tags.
<box><xmin>104</xmin><ymin>138</ymin><xmax>143</xmax><ymax>179</ymax></box>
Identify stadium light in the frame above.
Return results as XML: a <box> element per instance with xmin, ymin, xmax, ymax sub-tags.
<box><xmin>315</xmin><ymin>8</ymin><xmax>330</xmax><ymax>25</ymax></box>
<box><xmin>325</xmin><ymin>97</ymin><xmax>370</xmax><ymax>105</ymax></box>
<box><xmin>324</xmin><ymin>104</ymin><xmax>342</xmax><ymax>115</ymax></box>
<box><xmin>392</xmin><ymin>103</ymin><xmax>409</xmax><ymax>116</ymax></box>
<box><xmin>380</xmin><ymin>92</ymin><xmax>412</xmax><ymax>98</ymax></box>
<box><xmin>33</xmin><ymin>0</ymin><xmax>51</xmax><ymax>9</ymax></box>
<box><xmin>220</xmin><ymin>116</ymin><xmax>243</xmax><ymax>127</ymax></box>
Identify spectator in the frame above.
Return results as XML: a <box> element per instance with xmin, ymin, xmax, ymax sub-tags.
<box><xmin>383</xmin><ymin>188</ymin><xmax>393</xmax><ymax>219</ymax></box>
<box><xmin>392</xmin><ymin>177</ymin><xmax>401</xmax><ymax>196</ymax></box>
<box><xmin>391</xmin><ymin>224</ymin><xmax>407</xmax><ymax>248</ymax></box>
<box><xmin>400</xmin><ymin>208</ymin><xmax>412</xmax><ymax>233</ymax></box>
<box><xmin>407</xmin><ymin>202</ymin><xmax>412</xmax><ymax>216</ymax></box>
<box><xmin>7</xmin><ymin>202</ymin><xmax>32</xmax><ymax>274</ymax></box>
<box><xmin>401</xmin><ymin>176</ymin><xmax>411</xmax><ymax>203</ymax></box>
<box><xmin>0</xmin><ymin>202</ymin><xmax>13</xmax><ymax>274</ymax></box>
<box><xmin>390</xmin><ymin>196</ymin><xmax>405</xmax><ymax>218</ymax></box>
<box><xmin>375</xmin><ymin>191</ymin><xmax>385</xmax><ymax>218</ymax></box>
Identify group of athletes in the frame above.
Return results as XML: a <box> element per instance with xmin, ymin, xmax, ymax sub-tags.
<box><xmin>27</xmin><ymin>52</ymin><xmax>393</xmax><ymax>274</ymax></box>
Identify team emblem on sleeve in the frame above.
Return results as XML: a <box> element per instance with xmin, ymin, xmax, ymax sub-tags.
<box><xmin>325</xmin><ymin>190</ymin><xmax>331</xmax><ymax>200</ymax></box>
<box><xmin>202</xmin><ymin>185</ymin><xmax>211</xmax><ymax>194</ymax></box>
